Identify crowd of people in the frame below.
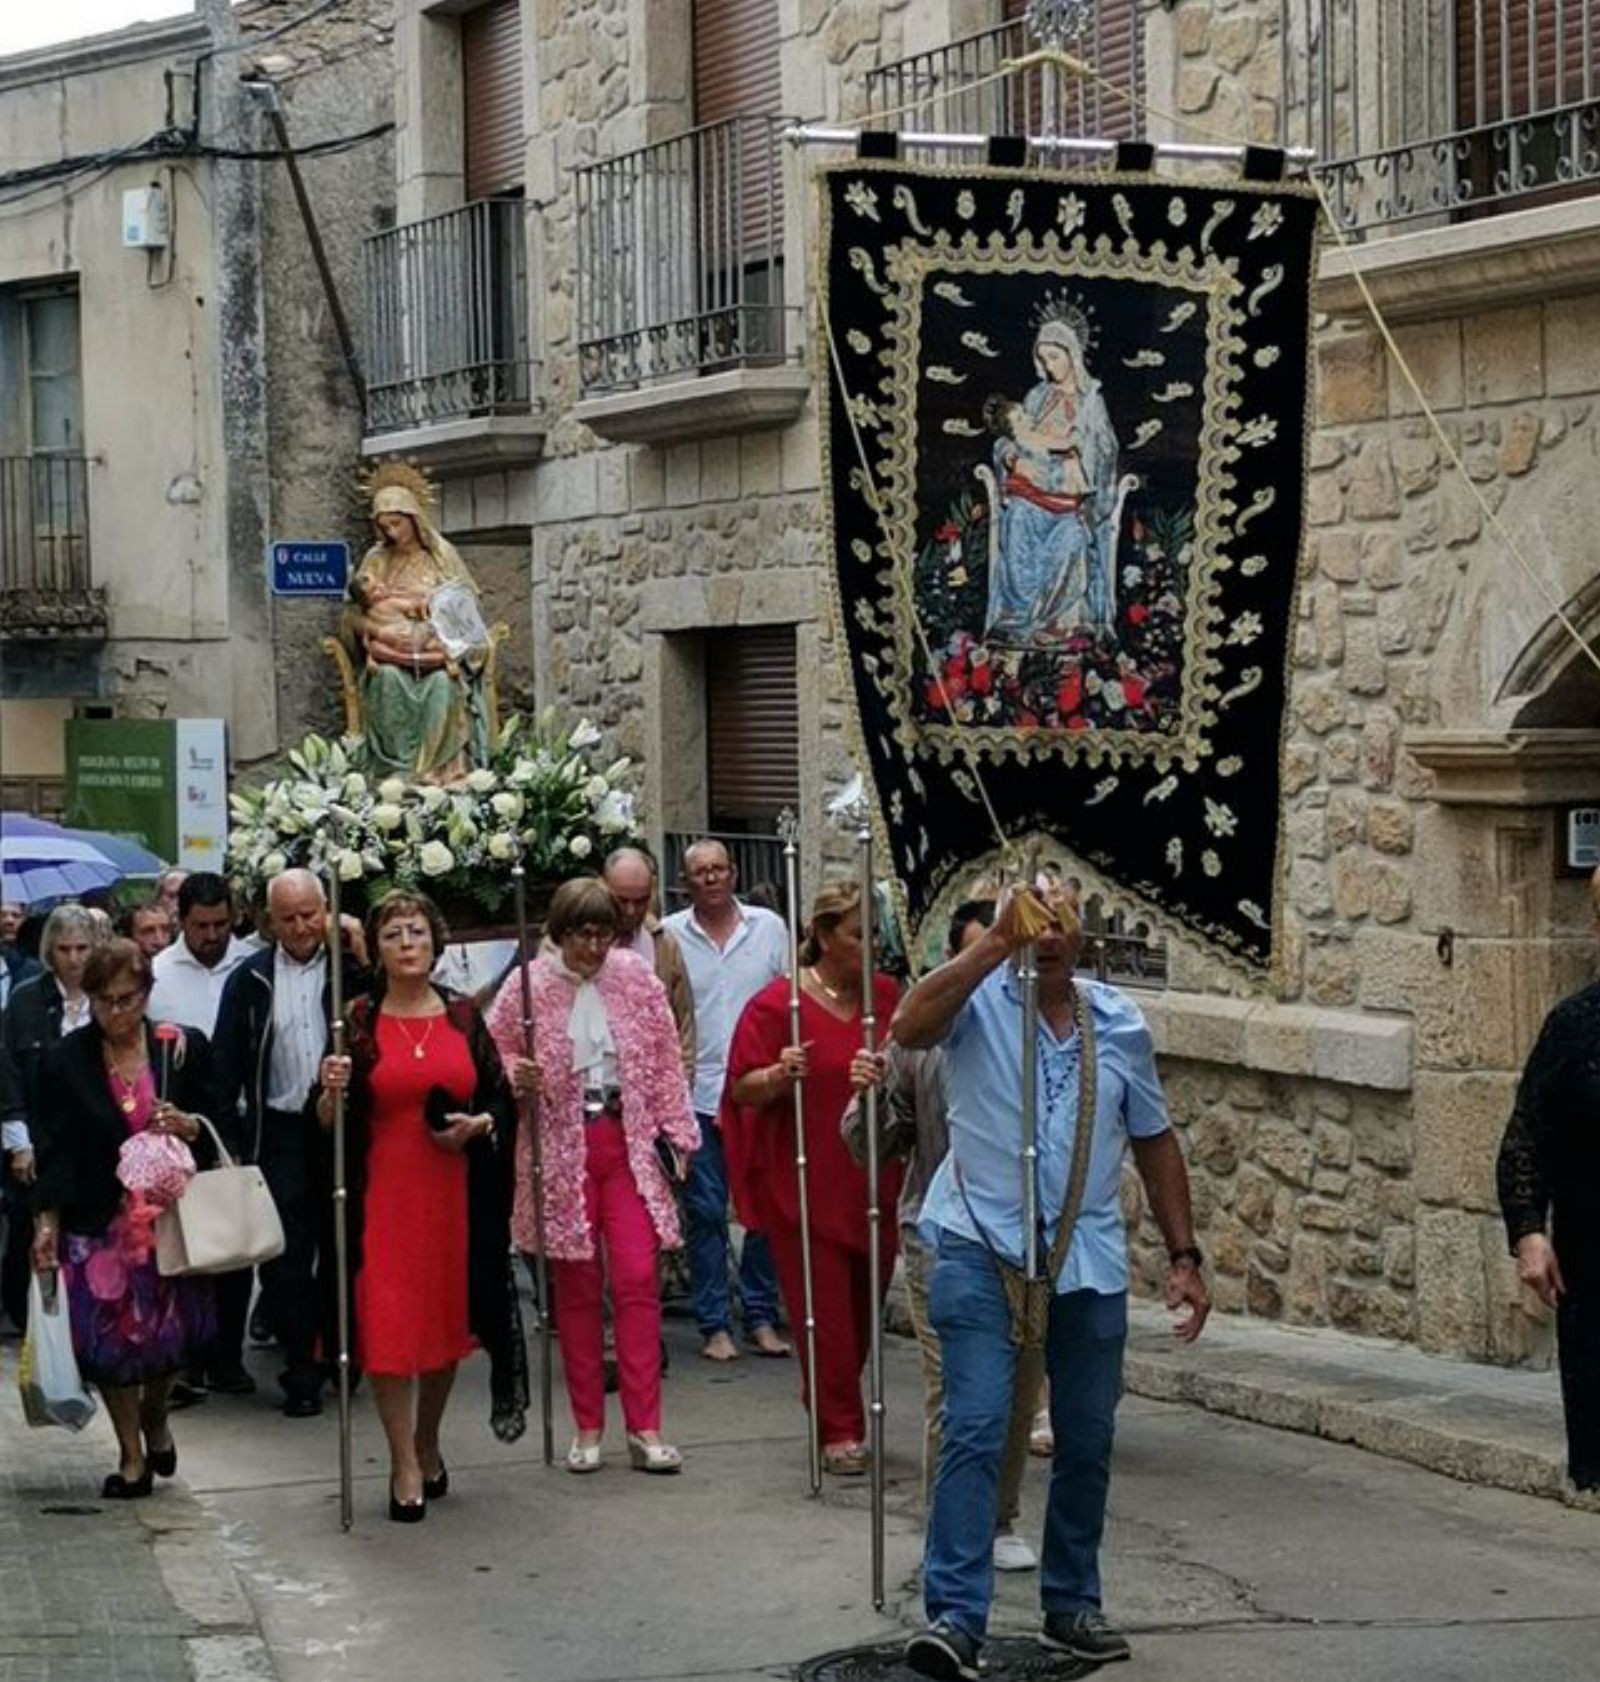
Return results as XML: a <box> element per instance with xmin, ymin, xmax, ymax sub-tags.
<box><xmin>9</xmin><ymin>841</ymin><xmax>1591</xmax><ymax>1678</ymax></box>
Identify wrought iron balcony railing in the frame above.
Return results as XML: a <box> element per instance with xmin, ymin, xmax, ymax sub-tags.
<box><xmin>364</xmin><ymin>197</ymin><xmax>535</xmax><ymax>435</ymax></box>
<box><xmin>1290</xmin><ymin>0</ymin><xmax>1600</xmax><ymax>232</ymax></box>
<box><xmin>575</xmin><ymin>114</ymin><xmax>799</xmax><ymax>396</ymax></box>
<box><xmin>0</xmin><ymin>453</ymin><xmax>91</xmax><ymax>593</ymax></box>
<box><xmin>861</xmin><ymin>11</ymin><xmax>1144</xmax><ymax>152</ymax></box>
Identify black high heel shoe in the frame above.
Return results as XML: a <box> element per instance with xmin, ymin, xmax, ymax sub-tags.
<box><xmin>103</xmin><ymin>1467</ymin><xmax>155</xmax><ymax>1500</ymax></box>
<box><xmin>388</xmin><ymin>1483</ymin><xmax>427</xmax><ymax>1524</ymax></box>
<box><xmin>422</xmin><ymin>1462</ymin><xmax>449</xmax><ymax>1501</ymax></box>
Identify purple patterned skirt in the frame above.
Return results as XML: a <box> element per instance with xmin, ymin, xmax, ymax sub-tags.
<box><xmin>62</xmin><ymin>1205</ymin><xmax>215</xmax><ymax>1389</ymax></box>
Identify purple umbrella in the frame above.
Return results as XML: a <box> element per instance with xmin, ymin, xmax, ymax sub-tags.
<box><xmin>1</xmin><ymin>813</ymin><xmax>122</xmax><ymax>906</ymax></box>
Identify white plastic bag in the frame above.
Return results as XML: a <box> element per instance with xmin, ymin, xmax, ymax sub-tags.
<box><xmin>17</xmin><ymin>1270</ymin><xmax>96</xmax><ymax>1431</ymax></box>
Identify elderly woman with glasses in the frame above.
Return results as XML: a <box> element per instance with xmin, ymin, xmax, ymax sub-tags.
<box><xmin>1</xmin><ymin>904</ymin><xmax>105</xmax><ymax>1332</ymax></box>
<box><xmin>29</xmin><ymin>939</ymin><xmax>220</xmax><ymax>1498</ymax></box>
<box><xmin>490</xmin><ymin>877</ymin><xmax>700</xmax><ymax>1474</ymax></box>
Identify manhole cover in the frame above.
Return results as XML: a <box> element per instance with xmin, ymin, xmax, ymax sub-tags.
<box><xmin>797</xmin><ymin>1639</ymin><xmax>1094</xmax><ymax>1680</ymax></box>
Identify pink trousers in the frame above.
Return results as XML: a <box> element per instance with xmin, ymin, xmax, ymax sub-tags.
<box><xmin>549</xmin><ymin>1115</ymin><xmax>662</xmax><ymax>1434</ymax></box>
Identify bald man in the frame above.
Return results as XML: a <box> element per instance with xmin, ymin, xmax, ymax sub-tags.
<box><xmin>604</xmin><ymin>848</ymin><xmax>695</xmax><ymax>1081</ymax></box>
<box><xmin>212</xmin><ymin>868</ymin><xmax>369</xmax><ymax>1416</ymax></box>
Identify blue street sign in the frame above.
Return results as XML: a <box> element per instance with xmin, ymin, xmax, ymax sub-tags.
<box><xmin>268</xmin><ymin>540</ymin><xmax>351</xmax><ymax>597</ymax></box>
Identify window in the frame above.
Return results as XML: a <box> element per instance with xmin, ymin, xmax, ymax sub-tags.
<box><xmin>0</xmin><ymin>284</ymin><xmax>89</xmax><ymax>592</ymax></box>
<box><xmin>706</xmin><ymin>623</ymin><xmax>799</xmax><ymax>831</ymax></box>
<box><xmin>462</xmin><ymin>0</ymin><xmax>523</xmax><ymax>201</ymax></box>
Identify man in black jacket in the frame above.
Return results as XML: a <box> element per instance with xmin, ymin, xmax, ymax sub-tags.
<box><xmin>213</xmin><ymin>869</ymin><xmax>368</xmax><ymax>1416</ymax></box>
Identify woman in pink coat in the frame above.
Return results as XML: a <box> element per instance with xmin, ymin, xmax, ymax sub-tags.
<box><xmin>488</xmin><ymin>876</ymin><xmax>699</xmax><ymax>1474</ymax></box>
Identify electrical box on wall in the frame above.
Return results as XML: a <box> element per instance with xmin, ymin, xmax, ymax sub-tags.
<box><xmin>1559</xmin><ymin>805</ymin><xmax>1600</xmax><ymax>876</ymax></box>
<box><xmin>122</xmin><ymin>185</ymin><xmax>169</xmax><ymax>249</ymax></box>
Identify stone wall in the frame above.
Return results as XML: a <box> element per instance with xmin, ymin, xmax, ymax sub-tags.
<box><xmin>241</xmin><ymin>0</ymin><xmax>397</xmax><ymax>759</ymax></box>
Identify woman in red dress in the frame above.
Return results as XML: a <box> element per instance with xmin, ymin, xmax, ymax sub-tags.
<box><xmin>317</xmin><ymin>890</ymin><xmax>522</xmax><ymax>1522</ymax></box>
<box><xmin>724</xmin><ymin>879</ymin><xmax>901</xmax><ymax>1475</ymax></box>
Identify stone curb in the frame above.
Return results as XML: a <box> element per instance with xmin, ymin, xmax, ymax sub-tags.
<box><xmin>1122</xmin><ymin>1336</ymin><xmax>1600</xmax><ymax>1516</ymax></box>
<box><xmin>137</xmin><ymin>1491</ymin><xmax>282</xmax><ymax>1681</ymax></box>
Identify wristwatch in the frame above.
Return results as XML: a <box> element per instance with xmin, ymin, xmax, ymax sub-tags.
<box><xmin>1169</xmin><ymin>1244</ymin><xmax>1204</xmax><ymax>1270</ymax></box>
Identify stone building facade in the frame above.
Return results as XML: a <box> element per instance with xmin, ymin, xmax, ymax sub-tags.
<box><xmin>364</xmin><ymin>0</ymin><xmax>1600</xmax><ymax>1367</ymax></box>
<box><xmin>0</xmin><ymin>0</ymin><xmax>395</xmax><ymax>802</ymax></box>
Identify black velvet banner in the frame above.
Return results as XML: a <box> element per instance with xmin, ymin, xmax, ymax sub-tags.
<box><xmin>817</xmin><ymin>160</ymin><xmax>1319</xmax><ymax>974</ymax></box>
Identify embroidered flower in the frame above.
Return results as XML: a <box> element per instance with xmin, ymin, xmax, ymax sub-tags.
<box><xmin>1249</xmin><ymin>201</ymin><xmax>1284</xmax><ymax>241</ymax></box>
<box><xmin>1057</xmin><ymin>192</ymin><xmax>1086</xmax><ymax>235</ymax></box>
<box><xmin>1227</xmin><ymin>611</ymin><xmax>1264</xmax><ymax>646</ymax></box>
<box><xmin>956</xmin><ymin>189</ymin><xmax>976</xmax><ymax>219</ymax></box>
<box><xmin>1204</xmin><ymin>799</ymin><xmax>1239</xmax><ymax>838</ymax></box>
<box><xmin>1202</xmin><ymin>849</ymin><xmax>1223</xmax><ymax>877</ymax></box>
<box><xmin>844</xmin><ymin>180</ymin><xmax>880</xmax><ymax>221</ymax></box>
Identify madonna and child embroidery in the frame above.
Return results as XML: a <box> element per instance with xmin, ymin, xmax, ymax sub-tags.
<box><xmin>818</xmin><ymin>161</ymin><xmax>1320</xmax><ymax>973</ymax></box>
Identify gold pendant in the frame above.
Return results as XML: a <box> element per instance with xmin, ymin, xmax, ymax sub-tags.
<box><xmin>120</xmin><ymin>1095</ymin><xmax>136</xmax><ymax>1114</ymax></box>
<box><xmin>414</xmin><ymin>1044</ymin><xmax>425</xmax><ymax>1060</ymax></box>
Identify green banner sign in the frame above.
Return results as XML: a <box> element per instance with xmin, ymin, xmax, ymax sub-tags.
<box><xmin>64</xmin><ymin>719</ymin><xmax>180</xmax><ymax>860</ymax></box>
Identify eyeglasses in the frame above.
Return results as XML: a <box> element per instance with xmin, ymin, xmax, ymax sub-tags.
<box><xmin>687</xmin><ymin>865</ymin><xmax>730</xmax><ymax>882</ymax></box>
<box><xmin>567</xmin><ymin>926</ymin><xmax>614</xmax><ymax>947</ymax></box>
<box><xmin>93</xmin><ymin>989</ymin><xmax>148</xmax><ymax>1014</ymax></box>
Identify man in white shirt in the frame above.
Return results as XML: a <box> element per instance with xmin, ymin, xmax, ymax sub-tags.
<box><xmin>149</xmin><ymin>873</ymin><xmax>252</xmax><ymax>1038</ymax></box>
<box><xmin>663</xmin><ymin>839</ymin><xmax>791</xmax><ymax>1362</ymax></box>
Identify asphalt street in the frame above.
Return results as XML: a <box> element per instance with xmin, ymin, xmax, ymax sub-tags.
<box><xmin>148</xmin><ymin>1307</ymin><xmax>1600</xmax><ymax>1682</ymax></box>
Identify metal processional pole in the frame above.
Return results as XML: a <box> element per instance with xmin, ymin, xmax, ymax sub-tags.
<box><xmin>858</xmin><ymin>820</ymin><xmax>886</xmax><ymax>1609</ymax></box>
<box><xmin>324</xmin><ymin>833</ymin><xmax>355</xmax><ymax>1532</ymax></box>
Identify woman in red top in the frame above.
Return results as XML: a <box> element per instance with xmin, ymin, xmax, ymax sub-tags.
<box><xmin>724</xmin><ymin>879</ymin><xmax>900</xmax><ymax>1475</ymax></box>
<box><xmin>317</xmin><ymin>890</ymin><xmax>522</xmax><ymax>1523</ymax></box>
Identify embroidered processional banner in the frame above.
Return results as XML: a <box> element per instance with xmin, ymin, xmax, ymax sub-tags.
<box><xmin>817</xmin><ymin>160</ymin><xmax>1319</xmax><ymax>974</ymax></box>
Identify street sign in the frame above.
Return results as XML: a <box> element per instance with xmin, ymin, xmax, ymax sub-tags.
<box><xmin>268</xmin><ymin>540</ymin><xmax>350</xmax><ymax>597</ymax></box>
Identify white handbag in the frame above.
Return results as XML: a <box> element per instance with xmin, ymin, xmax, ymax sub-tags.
<box><xmin>155</xmin><ymin>1113</ymin><xmax>286</xmax><ymax>1277</ymax></box>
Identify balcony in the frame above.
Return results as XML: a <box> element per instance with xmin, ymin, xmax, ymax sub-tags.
<box><xmin>1295</xmin><ymin>0</ymin><xmax>1600</xmax><ymax>234</ymax></box>
<box><xmin>0</xmin><ymin>454</ymin><xmax>106</xmax><ymax>643</ymax></box>
<box><xmin>861</xmin><ymin>12</ymin><xmax>1143</xmax><ymax>152</ymax></box>
<box><xmin>362</xmin><ymin>198</ymin><xmax>544</xmax><ymax>473</ymax></box>
<box><xmin>572</xmin><ymin>114</ymin><xmax>808</xmax><ymax>445</ymax></box>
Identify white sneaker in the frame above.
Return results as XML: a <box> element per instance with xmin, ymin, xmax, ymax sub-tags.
<box><xmin>992</xmin><ymin>1531</ymin><xmax>1038</xmax><ymax>1572</ymax></box>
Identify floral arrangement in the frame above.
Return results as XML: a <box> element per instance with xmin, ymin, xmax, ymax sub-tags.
<box><xmin>911</xmin><ymin>495</ymin><xmax>1195</xmax><ymax>733</ymax></box>
<box><xmin>227</xmin><ymin>710</ymin><xmax>641</xmax><ymax>920</ymax></box>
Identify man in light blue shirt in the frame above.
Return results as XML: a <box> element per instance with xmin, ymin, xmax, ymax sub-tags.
<box><xmin>663</xmin><ymin>839</ymin><xmax>790</xmax><ymax>1361</ymax></box>
<box><xmin>893</xmin><ymin>885</ymin><xmax>1208</xmax><ymax>1680</ymax></box>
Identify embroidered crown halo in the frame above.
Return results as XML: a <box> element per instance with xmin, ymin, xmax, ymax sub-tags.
<box><xmin>1029</xmin><ymin>292</ymin><xmax>1098</xmax><ymax>357</ymax></box>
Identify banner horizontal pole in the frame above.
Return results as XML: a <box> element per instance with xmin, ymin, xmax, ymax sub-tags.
<box><xmin>782</xmin><ymin>123</ymin><xmax>1317</xmax><ymax>168</ymax></box>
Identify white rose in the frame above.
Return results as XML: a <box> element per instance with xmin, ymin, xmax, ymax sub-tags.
<box><xmin>585</xmin><ymin>775</ymin><xmax>610</xmax><ymax>802</ymax></box>
<box><xmin>418</xmin><ymin>840</ymin><xmax>456</xmax><ymax>876</ymax></box>
<box><xmin>262</xmin><ymin>850</ymin><xmax>288</xmax><ymax>877</ymax></box>
<box><xmin>570</xmin><ymin>720</ymin><xmax>602</xmax><ymax>750</ymax></box>
<box><xmin>510</xmin><ymin>756</ymin><xmax>537</xmax><ymax>785</ymax></box>
<box><xmin>568</xmin><ymin>834</ymin><xmax>593</xmax><ymax>860</ymax></box>
<box><xmin>342</xmin><ymin>772</ymin><xmax>368</xmax><ymax>801</ymax></box>
<box><xmin>378</xmin><ymin>777</ymin><xmax>407</xmax><ymax>804</ymax></box>
<box><xmin>491</xmin><ymin>792</ymin><xmax>523</xmax><ymax>819</ymax></box>
<box><xmin>488</xmin><ymin>833</ymin><xmax>515</xmax><ymax>861</ymax></box>
<box><xmin>371</xmin><ymin>803</ymin><xmax>404</xmax><ymax>831</ymax></box>
<box><xmin>337</xmin><ymin>848</ymin><xmax>364</xmax><ymax>881</ymax></box>
<box><xmin>466</xmin><ymin>768</ymin><xmax>498</xmax><ymax>794</ymax></box>
<box><xmin>420</xmin><ymin>786</ymin><xmax>448</xmax><ymax>812</ymax></box>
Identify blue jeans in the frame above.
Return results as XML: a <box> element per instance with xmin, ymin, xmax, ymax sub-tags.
<box><xmin>683</xmin><ymin>1112</ymin><xmax>781</xmax><ymax>1339</ymax></box>
<box><xmin>923</xmin><ymin>1233</ymin><xmax>1126</xmax><ymax>1640</ymax></box>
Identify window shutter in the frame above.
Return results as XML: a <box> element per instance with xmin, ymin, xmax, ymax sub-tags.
<box><xmin>1456</xmin><ymin>0</ymin><xmax>1589</xmax><ymax>121</ymax></box>
<box><xmin>463</xmin><ymin>0</ymin><xmax>524</xmax><ymax>201</ymax></box>
<box><xmin>707</xmin><ymin>625</ymin><xmax>799</xmax><ymax>826</ymax></box>
<box><xmin>693</xmin><ymin>0</ymin><xmax>782</xmax><ymax>125</ymax></box>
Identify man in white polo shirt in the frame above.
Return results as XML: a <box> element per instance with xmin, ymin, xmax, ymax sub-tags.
<box><xmin>664</xmin><ymin>838</ymin><xmax>791</xmax><ymax>1362</ymax></box>
<box><xmin>149</xmin><ymin>872</ymin><xmax>253</xmax><ymax>1038</ymax></box>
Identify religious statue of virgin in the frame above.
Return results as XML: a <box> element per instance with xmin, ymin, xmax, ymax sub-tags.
<box><xmin>343</xmin><ymin>462</ymin><xmax>492</xmax><ymax>783</ymax></box>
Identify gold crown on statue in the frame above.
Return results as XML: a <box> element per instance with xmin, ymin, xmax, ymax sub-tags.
<box><xmin>358</xmin><ymin>459</ymin><xmax>438</xmax><ymax>516</ymax></box>
<box><xmin>1030</xmin><ymin>291</ymin><xmax>1098</xmax><ymax>357</ymax></box>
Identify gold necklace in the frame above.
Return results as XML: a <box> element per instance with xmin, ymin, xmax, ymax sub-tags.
<box><xmin>807</xmin><ymin>966</ymin><xmax>855</xmax><ymax>1005</ymax></box>
<box><xmin>106</xmin><ymin>1051</ymin><xmax>149</xmax><ymax>1115</ymax></box>
<box><xmin>389</xmin><ymin>1012</ymin><xmax>439</xmax><ymax>1061</ymax></box>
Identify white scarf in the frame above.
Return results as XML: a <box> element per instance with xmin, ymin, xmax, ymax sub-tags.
<box><xmin>556</xmin><ymin>958</ymin><xmax>617</xmax><ymax>1085</ymax></box>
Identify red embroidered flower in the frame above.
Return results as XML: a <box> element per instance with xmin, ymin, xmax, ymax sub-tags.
<box><xmin>1127</xmin><ymin>603</ymin><xmax>1149</xmax><ymax>625</ymax></box>
<box><xmin>1055</xmin><ymin>672</ymin><xmax>1082</xmax><ymax>715</ymax></box>
<box><xmin>1067</xmin><ymin>715</ymin><xmax>1090</xmax><ymax>731</ymax></box>
<box><xmin>970</xmin><ymin>662</ymin><xmax>993</xmax><ymax>696</ymax></box>
<box><xmin>1122</xmin><ymin>675</ymin><xmax>1147</xmax><ymax>707</ymax></box>
<box><xmin>1018</xmin><ymin>711</ymin><xmax>1040</xmax><ymax>729</ymax></box>
<box><xmin>924</xmin><ymin>679</ymin><xmax>947</xmax><ymax>710</ymax></box>
<box><xmin>936</xmin><ymin>521</ymin><xmax>960</xmax><ymax>543</ymax></box>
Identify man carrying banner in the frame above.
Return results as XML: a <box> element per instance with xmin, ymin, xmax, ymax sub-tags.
<box><xmin>891</xmin><ymin>881</ymin><xmax>1208</xmax><ymax>1680</ymax></box>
